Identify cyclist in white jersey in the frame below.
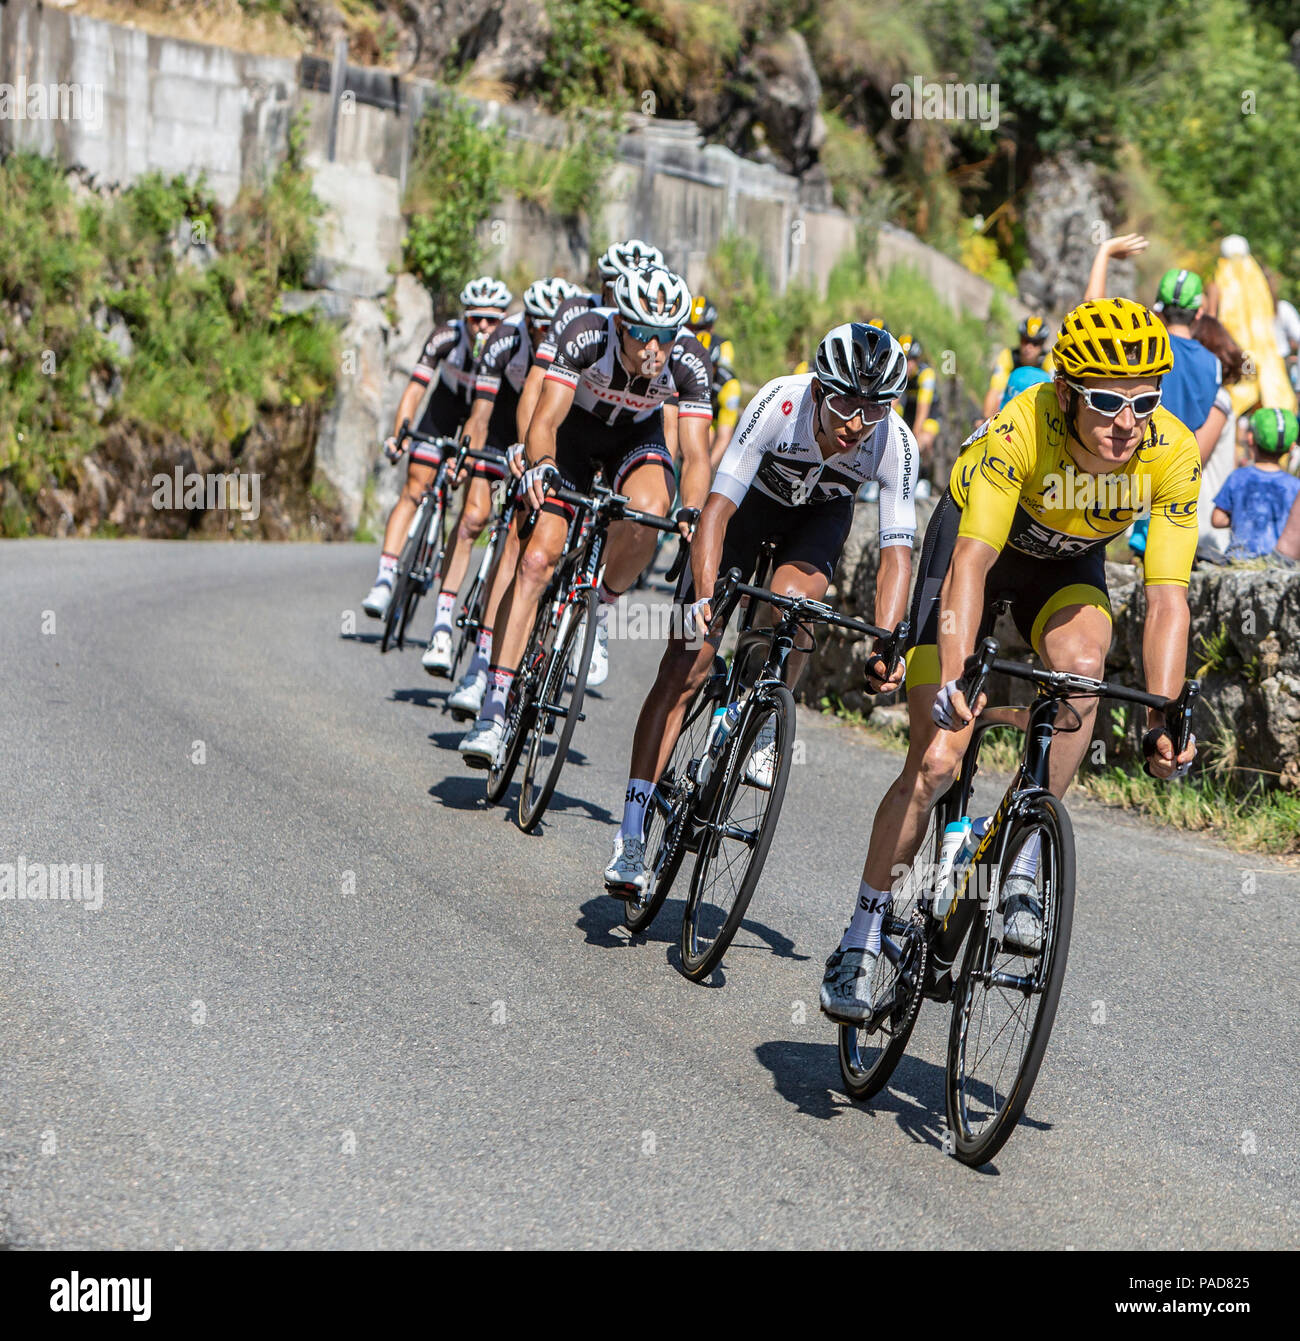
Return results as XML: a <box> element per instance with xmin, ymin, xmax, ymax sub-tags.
<box><xmin>604</xmin><ymin>324</ymin><xmax>917</xmax><ymax>894</ymax></box>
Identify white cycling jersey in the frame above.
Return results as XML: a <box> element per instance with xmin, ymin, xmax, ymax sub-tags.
<box><xmin>712</xmin><ymin>373</ymin><xmax>918</xmax><ymax>547</ymax></box>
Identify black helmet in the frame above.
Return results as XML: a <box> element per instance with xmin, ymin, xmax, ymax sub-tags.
<box><xmin>814</xmin><ymin>322</ymin><xmax>907</xmax><ymax>401</ymax></box>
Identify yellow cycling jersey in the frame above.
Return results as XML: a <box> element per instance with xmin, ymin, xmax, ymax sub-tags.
<box><xmin>949</xmin><ymin>383</ymin><xmax>1201</xmax><ymax>585</ymax></box>
<box><xmin>986</xmin><ymin>345</ymin><xmax>1055</xmax><ymax>397</ymax></box>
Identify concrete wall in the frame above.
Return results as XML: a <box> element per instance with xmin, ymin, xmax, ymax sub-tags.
<box><xmin>0</xmin><ymin>0</ymin><xmax>1020</xmax><ymax>321</ymax></box>
<box><xmin>0</xmin><ymin>0</ymin><xmax>295</xmax><ymax>204</ymax></box>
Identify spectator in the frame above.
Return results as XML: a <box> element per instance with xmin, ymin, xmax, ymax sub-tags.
<box><xmin>1212</xmin><ymin>409</ymin><xmax>1300</xmax><ymax>559</ymax></box>
<box><xmin>1189</xmin><ymin>313</ymin><xmax>1246</xmax><ymax>556</ymax></box>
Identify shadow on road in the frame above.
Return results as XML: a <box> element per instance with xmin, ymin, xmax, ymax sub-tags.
<box><xmin>392</xmin><ymin>686</ymin><xmax>448</xmax><ymax>710</ymax></box>
<box><xmin>341</xmin><ymin>631</ymin><xmax>384</xmax><ymax>645</ymax></box>
<box><xmin>754</xmin><ymin>1038</ymin><xmax>1046</xmax><ymax>1169</ymax></box>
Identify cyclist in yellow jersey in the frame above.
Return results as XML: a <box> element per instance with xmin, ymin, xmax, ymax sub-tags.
<box><xmin>821</xmin><ymin>297</ymin><xmax>1200</xmax><ymax>1024</ymax></box>
<box><xmin>982</xmin><ymin>315</ymin><xmax>1054</xmax><ymax>420</ymax></box>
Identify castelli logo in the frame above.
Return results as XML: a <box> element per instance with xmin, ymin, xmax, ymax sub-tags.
<box><xmin>781</xmin><ymin>400</ymin><xmax>793</xmax><ymax>415</ymax></box>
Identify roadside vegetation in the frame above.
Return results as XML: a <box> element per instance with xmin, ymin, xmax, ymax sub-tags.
<box><xmin>0</xmin><ymin>119</ymin><xmax>336</xmax><ymax>536</ymax></box>
<box><xmin>854</xmin><ymin>706</ymin><xmax>1300</xmax><ymax>856</ymax></box>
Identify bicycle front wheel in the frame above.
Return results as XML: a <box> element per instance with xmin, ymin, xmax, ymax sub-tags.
<box><xmin>945</xmin><ymin>792</ymin><xmax>1076</xmax><ymax>1166</ymax></box>
<box><xmin>626</xmin><ymin>656</ymin><xmax>727</xmax><ymax>935</ymax></box>
<box><xmin>679</xmin><ymin>684</ymin><xmax>795</xmax><ymax>982</ymax></box>
<box><xmin>381</xmin><ymin>502</ymin><xmax>430</xmax><ymax>653</ymax></box>
<box><xmin>518</xmin><ymin>588</ymin><xmax>597</xmax><ymax>832</ymax></box>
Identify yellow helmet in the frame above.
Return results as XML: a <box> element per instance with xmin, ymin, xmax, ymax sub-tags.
<box><xmin>1051</xmin><ymin>298</ymin><xmax>1172</xmax><ymax>379</ymax></box>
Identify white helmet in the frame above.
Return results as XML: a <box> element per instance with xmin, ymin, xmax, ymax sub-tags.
<box><xmin>459</xmin><ymin>275</ymin><xmax>512</xmax><ymax>312</ymax></box>
<box><xmin>522</xmin><ymin>276</ymin><xmax>585</xmax><ymax>320</ymax></box>
<box><xmin>597</xmin><ymin>238</ymin><xmax>664</xmax><ymax>282</ymax></box>
<box><xmin>612</xmin><ymin>265</ymin><xmax>693</xmax><ymax>328</ymax></box>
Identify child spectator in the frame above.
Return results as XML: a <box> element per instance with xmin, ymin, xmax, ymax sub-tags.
<box><xmin>1212</xmin><ymin>409</ymin><xmax>1300</xmax><ymax>559</ymax></box>
<box><xmin>1190</xmin><ymin>313</ymin><xmax>1246</xmax><ymax>555</ymax></box>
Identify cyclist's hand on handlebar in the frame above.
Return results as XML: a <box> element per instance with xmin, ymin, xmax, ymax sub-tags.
<box><xmin>684</xmin><ymin>596</ymin><xmax>713</xmax><ymax>644</ymax></box>
<box><xmin>507</xmin><ymin>442</ymin><xmax>527</xmax><ymax>480</ymax></box>
<box><xmin>865</xmin><ymin>649</ymin><xmax>904</xmax><ymax>694</ymax></box>
<box><xmin>522</xmin><ymin>460</ymin><xmax>556</xmax><ymax>511</ymax></box>
<box><xmin>1144</xmin><ymin>727</ymin><xmax>1196</xmax><ymax>781</ymax></box>
<box><xmin>932</xmin><ymin>677</ymin><xmax>984</xmax><ymax>731</ymax></box>
<box><xmin>383</xmin><ymin>435</ymin><xmax>403</xmax><ymax>463</ymax></box>
<box><xmin>675</xmin><ymin>506</ymin><xmax>699</xmax><ymax>542</ymax></box>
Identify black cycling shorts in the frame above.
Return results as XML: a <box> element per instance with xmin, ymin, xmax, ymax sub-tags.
<box><xmin>412</xmin><ymin>384</ymin><xmax>466</xmax><ymax>466</ymax></box>
<box><xmin>544</xmin><ymin>409</ymin><xmax>674</xmax><ymax>518</ymax></box>
<box><xmin>675</xmin><ymin>489</ymin><xmax>855</xmax><ymax>607</ymax></box>
<box><xmin>905</xmin><ymin>488</ymin><xmax>1112</xmax><ymax>689</ymax></box>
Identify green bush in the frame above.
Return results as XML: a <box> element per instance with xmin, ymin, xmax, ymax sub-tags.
<box><xmin>403</xmin><ymin>94</ymin><xmax>506</xmax><ymax>309</ymax></box>
<box><xmin>0</xmin><ymin>140</ymin><xmax>336</xmax><ymax>533</ymax></box>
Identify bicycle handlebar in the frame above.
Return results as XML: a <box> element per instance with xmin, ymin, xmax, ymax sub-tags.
<box><xmin>957</xmin><ymin>636</ymin><xmax>1200</xmax><ymax>755</ymax></box>
<box><xmin>708</xmin><ymin>566</ymin><xmax>906</xmax><ymax>651</ymax></box>
<box><xmin>545</xmin><ymin>476</ymin><xmax>680</xmax><ymax>534</ymax></box>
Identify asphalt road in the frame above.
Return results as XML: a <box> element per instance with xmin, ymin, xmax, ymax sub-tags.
<box><xmin>1</xmin><ymin>539</ymin><xmax>1295</xmax><ymax>1249</ymax></box>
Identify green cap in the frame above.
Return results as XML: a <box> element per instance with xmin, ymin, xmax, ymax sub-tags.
<box><xmin>1249</xmin><ymin>408</ymin><xmax>1299</xmax><ymax>455</ymax></box>
<box><xmin>1156</xmin><ymin>268</ymin><xmax>1204</xmax><ymax>311</ymax></box>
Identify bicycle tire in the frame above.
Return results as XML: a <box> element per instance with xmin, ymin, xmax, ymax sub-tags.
<box><xmin>945</xmin><ymin>792</ymin><xmax>1076</xmax><ymax>1166</ymax></box>
<box><xmin>679</xmin><ymin>684</ymin><xmax>796</xmax><ymax>982</ymax></box>
<box><xmin>484</xmin><ymin>604</ymin><xmax>547</xmax><ymax>806</ymax></box>
<box><xmin>625</xmin><ymin>658</ymin><xmax>727</xmax><ymax>935</ymax></box>
<box><xmin>518</xmin><ymin>587</ymin><xmax>598</xmax><ymax>832</ymax></box>
<box><xmin>838</xmin><ymin>799</ymin><xmax>947</xmax><ymax>1102</ymax></box>
<box><xmin>381</xmin><ymin>499</ymin><xmax>431</xmax><ymax>653</ymax></box>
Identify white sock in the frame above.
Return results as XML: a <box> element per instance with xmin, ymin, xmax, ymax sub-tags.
<box><xmin>468</xmin><ymin>628</ymin><xmax>492</xmax><ymax>677</ymax></box>
<box><xmin>620</xmin><ymin>778</ymin><xmax>654</xmax><ymax>842</ymax></box>
<box><xmin>840</xmin><ymin>880</ymin><xmax>890</xmax><ymax>954</ymax></box>
<box><xmin>377</xmin><ymin>552</ymin><xmax>397</xmax><ymax>581</ymax></box>
<box><xmin>1009</xmin><ymin>833</ymin><xmax>1041</xmax><ymax>881</ymax></box>
<box><xmin>484</xmin><ymin>665</ymin><xmax>513</xmax><ymax>724</ymax></box>
<box><xmin>433</xmin><ymin>590</ymin><xmax>456</xmax><ymax>634</ymax></box>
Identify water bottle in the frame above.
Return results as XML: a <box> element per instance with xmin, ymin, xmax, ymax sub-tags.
<box><xmin>932</xmin><ymin>816</ymin><xmax>990</xmax><ymax>920</ymax></box>
<box><xmin>696</xmin><ymin>701</ymin><xmax>741</xmax><ymax>790</ymax></box>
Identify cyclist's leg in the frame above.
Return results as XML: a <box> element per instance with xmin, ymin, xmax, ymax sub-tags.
<box><xmin>602</xmin><ymin>453</ymin><xmax>675</xmax><ymax>595</ymax></box>
<box><xmin>433</xmin><ymin>471</ymin><xmax>497</xmax><ymax>632</ymax></box>
<box><xmin>746</xmin><ymin>496</ymin><xmax>852</xmax><ymax>689</ymax></box>
<box><xmin>380</xmin><ymin>451</ymin><xmax>438</xmax><ymax>558</ymax></box>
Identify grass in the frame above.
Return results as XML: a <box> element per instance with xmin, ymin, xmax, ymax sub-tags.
<box><xmin>826</xmin><ymin>701</ymin><xmax>1300</xmax><ymax>857</ymax></box>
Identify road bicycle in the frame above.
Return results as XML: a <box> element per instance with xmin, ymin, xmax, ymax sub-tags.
<box><xmin>380</xmin><ymin>424</ymin><xmax>505</xmax><ymax>654</ymax></box>
<box><xmin>627</xmin><ymin>556</ymin><xmax>908</xmax><ymax>982</ymax></box>
<box><xmin>837</xmin><ymin>623</ymin><xmax>1199</xmax><ymax>1166</ymax></box>
<box><xmin>446</xmin><ymin>470</ymin><xmax>523</xmax><ymax>710</ymax></box>
<box><xmin>485</xmin><ymin>473</ymin><xmax>683</xmax><ymax>832</ymax></box>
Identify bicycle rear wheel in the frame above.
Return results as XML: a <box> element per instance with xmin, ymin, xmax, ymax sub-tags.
<box><xmin>626</xmin><ymin>656</ymin><xmax>727</xmax><ymax>935</ymax></box>
<box><xmin>945</xmin><ymin>792</ymin><xmax>1076</xmax><ymax>1166</ymax></box>
<box><xmin>838</xmin><ymin>799</ymin><xmax>945</xmax><ymax>1102</ymax></box>
<box><xmin>518</xmin><ymin>588</ymin><xmax>598</xmax><ymax>832</ymax></box>
<box><xmin>679</xmin><ymin>685</ymin><xmax>795</xmax><ymax>982</ymax></box>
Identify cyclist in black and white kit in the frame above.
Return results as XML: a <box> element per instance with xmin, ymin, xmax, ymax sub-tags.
<box><xmin>458</xmin><ymin>264</ymin><xmax>713</xmax><ymax>768</ymax></box>
<box><xmin>422</xmin><ymin>276</ymin><xmax>584</xmax><ymax>688</ymax></box>
<box><xmin>604</xmin><ymin>323</ymin><xmax>917</xmax><ymax>894</ymax></box>
<box><xmin>362</xmin><ymin>276</ymin><xmax>511</xmax><ymax>619</ymax></box>
<box><xmin>511</xmin><ymin>238</ymin><xmax>664</xmax><ymax>463</ymax></box>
